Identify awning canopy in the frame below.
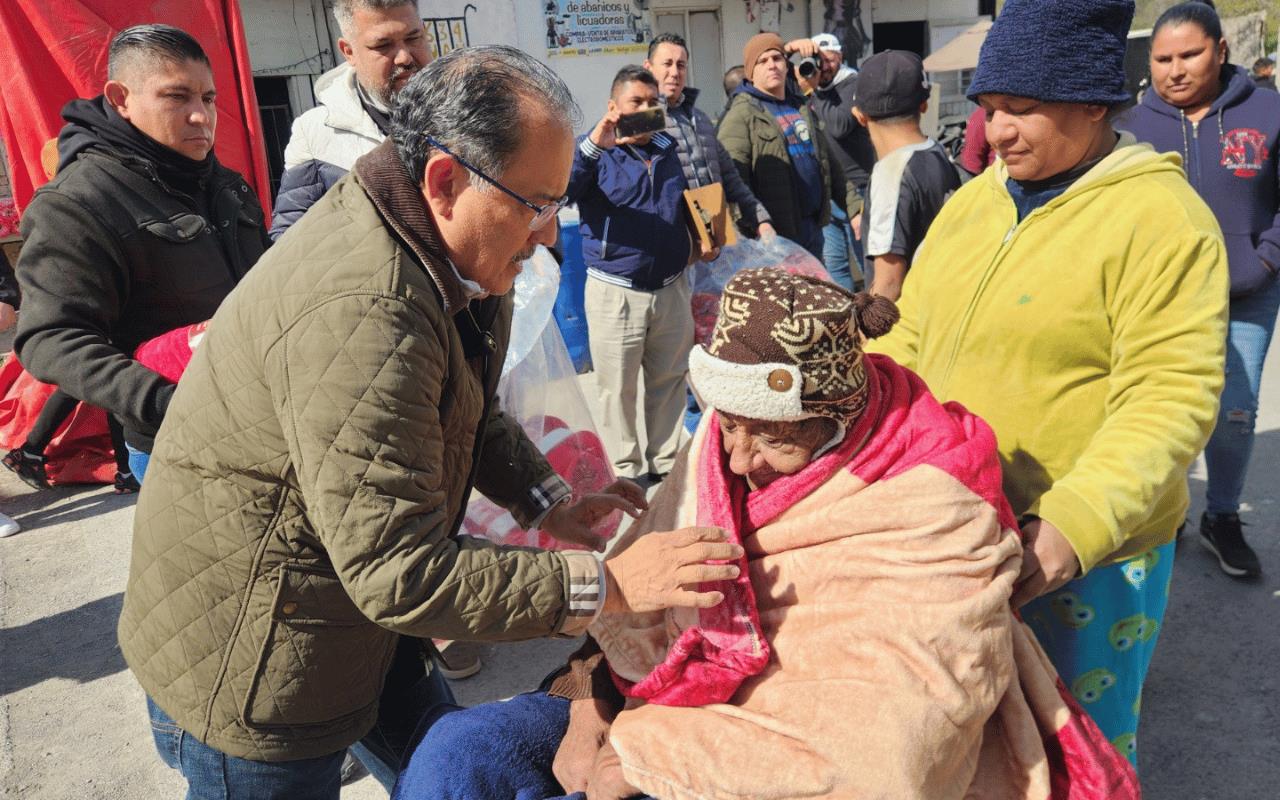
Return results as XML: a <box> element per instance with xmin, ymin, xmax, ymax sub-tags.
<box><xmin>923</xmin><ymin>20</ymin><xmax>992</xmax><ymax>73</ymax></box>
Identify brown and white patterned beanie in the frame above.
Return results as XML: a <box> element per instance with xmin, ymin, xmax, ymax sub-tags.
<box><xmin>687</xmin><ymin>268</ymin><xmax>898</xmax><ymax>426</ymax></box>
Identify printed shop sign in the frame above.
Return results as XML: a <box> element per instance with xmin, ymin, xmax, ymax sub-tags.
<box><xmin>543</xmin><ymin>0</ymin><xmax>651</xmax><ymax>57</ymax></box>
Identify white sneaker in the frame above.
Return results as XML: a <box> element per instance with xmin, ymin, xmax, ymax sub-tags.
<box><xmin>0</xmin><ymin>511</ymin><xmax>19</xmax><ymax>537</ymax></box>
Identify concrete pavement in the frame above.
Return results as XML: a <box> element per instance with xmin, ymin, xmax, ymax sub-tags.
<box><xmin>2</xmin><ymin>329</ymin><xmax>1279</xmax><ymax>798</ymax></box>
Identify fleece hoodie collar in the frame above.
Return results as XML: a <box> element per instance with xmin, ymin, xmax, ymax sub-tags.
<box><xmin>737</xmin><ymin>80</ymin><xmax>805</xmax><ymax>109</ymax></box>
<box><xmin>1139</xmin><ymin>63</ymin><xmax>1256</xmax><ymax>121</ymax></box>
<box><xmin>989</xmin><ymin>130</ymin><xmax>1181</xmax><ymax>210</ymax></box>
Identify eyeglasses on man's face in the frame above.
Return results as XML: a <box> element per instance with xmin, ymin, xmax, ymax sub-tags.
<box><xmin>424</xmin><ymin>135</ymin><xmax>564</xmax><ymax>231</ymax></box>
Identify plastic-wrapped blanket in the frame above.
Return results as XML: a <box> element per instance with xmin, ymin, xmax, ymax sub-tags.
<box><xmin>590</xmin><ymin>354</ymin><xmax>1140</xmax><ymax>800</ymax></box>
<box><xmin>459</xmin><ymin>247</ymin><xmax>620</xmax><ymax>550</ymax></box>
<box><xmin>690</xmin><ymin>235</ymin><xmax>830</xmax><ymax>344</ymax></box>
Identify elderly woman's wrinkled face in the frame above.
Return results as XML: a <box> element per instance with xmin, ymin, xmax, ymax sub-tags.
<box><xmin>719</xmin><ymin>413</ymin><xmax>837</xmax><ymax>490</ymax></box>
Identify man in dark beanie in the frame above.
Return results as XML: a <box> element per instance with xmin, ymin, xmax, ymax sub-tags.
<box><xmin>869</xmin><ymin>0</ymin><xmax>1228</xmax><ymax>768</ymax></box>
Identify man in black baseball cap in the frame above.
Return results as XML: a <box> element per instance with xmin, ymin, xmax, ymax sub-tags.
<box><xmin>853</xmin><ymin>50</ymin><xmax>960</xmax><ymax>300</ymax></box>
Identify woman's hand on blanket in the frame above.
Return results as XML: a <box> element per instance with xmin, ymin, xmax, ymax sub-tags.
<box><xmin>1012</xmin><ymin>518</ymin><xmax>1082</xmax><ymax>607</ymax></box>
<box><xmin>553</xmin><ymin>697</ymin><xmax>616</xmax><ymax>793</ymax></box>
<box><xmin>603</xmin><ymin>526</ymin><xmax>743</xmax><ymax>614</ymax></box>
<box><xmin>543</xmin><ymin>484</ymin><xmax>647</xmax><ymax>552</ymax></box>
<box><xmin>586</xmin><ymin>741</ymin><xmax>642</xmax><ymax>800</ymax></box>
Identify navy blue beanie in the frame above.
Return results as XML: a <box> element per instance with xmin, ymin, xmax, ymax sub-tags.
<box><xmin>967</xmin><ymin>0</ymin><xmax>1135</xmax><ymax>105</ymax></box>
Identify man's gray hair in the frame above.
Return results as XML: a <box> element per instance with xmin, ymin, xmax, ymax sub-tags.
<box><xmin>392</xmin><ymin>46</ymin><xmax>580</xmax><ymax>184</ymax></box>
<box><xmin>332</xmin><ymin>0</ymin><xmax>418</xmax><ymax>38</ymax></box>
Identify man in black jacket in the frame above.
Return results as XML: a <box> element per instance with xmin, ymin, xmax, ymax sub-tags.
<box><xmin>790</xmin><ymin>33</ymin><xmax>876</xmax><ymax>290</ymax></box>
<box><xmin>12</xmin><ymin>24</ymin><xmax>269</xmax><ymax>477</ymax></box>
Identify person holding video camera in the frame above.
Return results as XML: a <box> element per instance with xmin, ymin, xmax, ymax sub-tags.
<box><xmin>718</xmin><ymin>32</ymin><xmax>857</xmax><ymax>261</ymax></box>
<box><xmin>789</xmin><ymin>33</ymin><xmax>876</xmax><ymax>291</ymax></box>
<box><xmin>568</xmin><ymin>65</ymin><xmax>708</xmax><ymax>485</ymax></box>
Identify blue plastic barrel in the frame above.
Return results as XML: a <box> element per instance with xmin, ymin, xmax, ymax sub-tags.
<box><xmin>554</xmin><ymin>208</ymin><xmax>592</xmax><ymax>373</ymax></box>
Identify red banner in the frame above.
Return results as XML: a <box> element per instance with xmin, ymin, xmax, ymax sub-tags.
<box><xmin>0</xmin><ymin>0</ymin><xmax>272</xmax><ymax>216</ymax></box>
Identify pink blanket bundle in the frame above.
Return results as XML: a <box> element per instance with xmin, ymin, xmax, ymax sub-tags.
<box><xmin>133</xmin><ymin>321</ymin><xmax>209</xmax><ymax>383</ymax></box>
<box><xmin>610</xmin><ymin>418</ymin><xmax>769</xmax><ymax>705</ymax></box>
<box><xmin>591</xmin><ymin>355</ymin><xmax>1139</xmax><ymax>799</ymax></box>
<box><xmin>459</xmin><ymin>414</ymin><xmax>619</xmax><ymax>551</ymax></box>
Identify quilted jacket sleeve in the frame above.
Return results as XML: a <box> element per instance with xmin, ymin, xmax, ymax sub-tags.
<box><xmin>270</xmin><ymin>160</ymin><xmax>330</xmax><ymax>241</ymax></box>
<box><xmin>271</xmin><ymin>291</ymin><xmax>588</xmax><ymax>641</ymax></box>
<box><xmin>473</xmin><ymin>400</ymin><xmax>572</xmax><ymax>528</ymax></box>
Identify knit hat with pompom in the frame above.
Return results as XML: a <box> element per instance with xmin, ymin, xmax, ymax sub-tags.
<box><xmin>688</xmin><ymin>268</ymin><xmax>898</xmax><ymax>427</ymax></box>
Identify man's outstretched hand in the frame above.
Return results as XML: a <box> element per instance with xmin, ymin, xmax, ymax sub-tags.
<box><xmin>603</xmin><ymin>526</ymin><xmax>742</xmax><ymax>614</ymax></box>
<box><xmin>541</xmin><ymin>479</ymin><xmax>648</xmax><ymax>552</ymax></box>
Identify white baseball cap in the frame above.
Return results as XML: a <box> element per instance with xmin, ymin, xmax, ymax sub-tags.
<box><xmin>812</xmin><ymin>33</ymin><xmax>842</xmax><ymax>52</ymax></box>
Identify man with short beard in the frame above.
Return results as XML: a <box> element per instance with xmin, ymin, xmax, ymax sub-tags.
<box><xmin>270</xmin><ymin>0</ymin><xmax>430</xmax><ymax>239</ymax></box>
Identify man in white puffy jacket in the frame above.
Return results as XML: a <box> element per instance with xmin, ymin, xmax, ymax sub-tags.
<box><xmin>270</xmin><ymin>0</ymin><xmax>430</xmax><ymax>239</ymax></box>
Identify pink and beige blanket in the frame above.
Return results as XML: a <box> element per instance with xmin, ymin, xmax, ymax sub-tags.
<box><xmin>591</xmin><ymin>354</ymin><xmax>1139</xmax><ymax>800</ymax></box>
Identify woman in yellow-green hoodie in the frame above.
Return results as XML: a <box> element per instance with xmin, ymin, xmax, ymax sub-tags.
<box><xmin>869</xmin><ymin>0</ymin><xmax>1228</xmax><ymax>767</ymax></box>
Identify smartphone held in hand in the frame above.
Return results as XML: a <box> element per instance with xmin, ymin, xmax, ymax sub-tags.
<box><xmin>615</xmin><ymin>107</ymin><xmax>666</xmax><ymax>139</ymax></box>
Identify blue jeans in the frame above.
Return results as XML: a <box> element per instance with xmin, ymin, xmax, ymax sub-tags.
<box><xmin>821</xmin><ymin>201</ymin><xmax>864</xmax><ymax>291</ymax></box>
<box><xmin>125</xmin><ymin>443</ymin><xmax>150</xmax><ymax>481</ymax></box>
<box><xmin>148</xmin><ymin>639</ymin><xmax>456</xmax><ymax>798</ymax></box>
<box><xmin>1204</xmin><ymin>275</ymin><xmax>1280</xmax><ymax>515</ymax></box>
<box><xmin>149</xmin><ymin>697</ymin><xmax>345</xmax><ymax>799</ymax></box>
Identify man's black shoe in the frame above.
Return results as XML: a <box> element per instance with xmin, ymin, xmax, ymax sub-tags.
<box><xmin>1198</xmin><ymin>512</ymin><xmax>1262</xmax><ymax>578</ymax></box>
<box><xmin>114</xmin><ymin>470</ymin><xmax>141</xmax><ymax>494</ymax></box>
<box><xmin>2</xmin><ymin>447</ymin><xmax>50</xmax><ymax>490</ymax></box>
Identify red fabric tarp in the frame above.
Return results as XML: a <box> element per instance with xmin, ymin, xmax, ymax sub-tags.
<box><xmin>0</xmin><ymin>0</ymin><xmax>272</xmax><ymax>215</ymax></box>
<box><xmin>0</xmin><ymin>0</ymin><xmax>271</xmax><ymax>484</ymax></box>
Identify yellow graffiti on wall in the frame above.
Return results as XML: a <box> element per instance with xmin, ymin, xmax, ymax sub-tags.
<box><xmin>423</xmin><ymin>4</ymin><xmax>477</xmax><ymax>58</ymax></box>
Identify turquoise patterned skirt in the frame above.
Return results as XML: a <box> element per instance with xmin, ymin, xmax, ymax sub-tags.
<box><xmin>1021</xmin><ymin>540</ymin><xmax>1176</xmax><ymax>767</ymax></box>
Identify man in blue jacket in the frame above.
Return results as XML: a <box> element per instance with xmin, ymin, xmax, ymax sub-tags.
<box><xmin>569</xmin><ymin>66</ymin><xmax>698</xmax><ymax>484</ymax></box>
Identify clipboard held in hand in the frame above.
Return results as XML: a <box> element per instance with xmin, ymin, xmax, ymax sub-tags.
<box><xmin>683</xmin><ymin>182</ymin><xmax>738</xmax><ymax>253</ymax></box>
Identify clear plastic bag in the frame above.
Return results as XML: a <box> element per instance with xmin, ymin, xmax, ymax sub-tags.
<box><xmin>690</xmin><ymin>235</ymin><xmax>831</xmax><ymax>344</ymax></box>
<box><xmin>459</xmin><ymin>246</ymin><xmax>621</xmax><ymax>550</ymax></box>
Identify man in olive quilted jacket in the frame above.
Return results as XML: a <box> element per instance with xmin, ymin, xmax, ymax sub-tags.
<box><xmin>118</xmin><ymin>46</ymin><xmax>742</xmax><ymax>798</ymax></box>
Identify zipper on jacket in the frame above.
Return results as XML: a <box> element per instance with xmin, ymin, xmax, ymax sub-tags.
<box><xmin>939</xmin><ymin>212</ymin><xmax>1026</xmax><ymax>391</ymax></box>
<box><xmin>449</xmin><ymin>310</ymin><xmax>498</xmax><ymax>539</ymax></box>
<box><xmin>601</xmin><ymin>217</ymin><xmax>611</xmax><ymax>261</ymax></box>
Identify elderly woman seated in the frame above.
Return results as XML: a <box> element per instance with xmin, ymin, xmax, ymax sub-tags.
<box><xmin>393</xmin><ymin>270</ymin><xmax>1138</xmax><ymax>800</ymax></box>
